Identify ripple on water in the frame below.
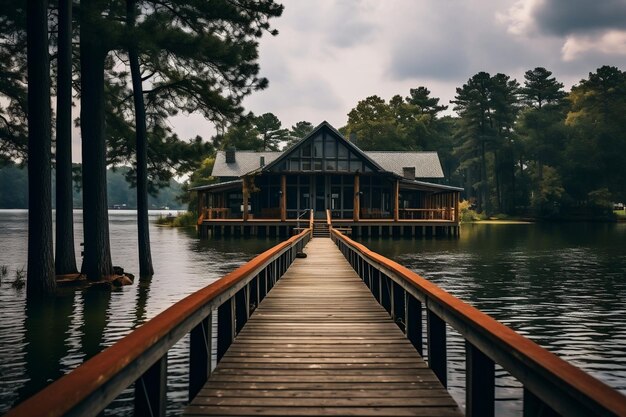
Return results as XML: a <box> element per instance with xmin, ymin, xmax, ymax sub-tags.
<box><xmin>0</xmin><ymin>211</ymin><xmax>282</xmax><ymax>414</ymax></box>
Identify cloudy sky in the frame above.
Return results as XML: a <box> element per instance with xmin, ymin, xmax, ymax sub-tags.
<box><xmin>164</xmin><ymin>0</ymin><xmax>626</xmax><ymax>141</ymax></box>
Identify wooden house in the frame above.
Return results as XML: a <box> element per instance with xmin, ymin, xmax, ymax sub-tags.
<box><xmin>192</xmin><ymin>122</ymin><xmax>461</xmax><ymax>237</ymax></box>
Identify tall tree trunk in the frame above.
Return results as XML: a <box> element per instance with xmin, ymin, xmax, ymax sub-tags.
<box><xmin>480</xmin><ymin>138</ymin><xmax>488</xmax><ymax>213</ymax></box>
<box><xmin>80</xmin><ymin>1</ymin><xmax>114</xmax><ymax>280</ymax></box>
<box><xmin>127</xmin><ymin>0</ymin><xmax>154</xmax><ymax>277</ymax></box>
<box><xmin>26</xmin><ymin>0</ymin><xmax>56</xmax><ymax>296</ymax></box>
<box><xmin>55</xmin><ymin>0</ymin><xmax>78</xmax><ymax>275</ymax></box>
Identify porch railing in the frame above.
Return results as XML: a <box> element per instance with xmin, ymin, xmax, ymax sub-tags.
<box><xmin>7</xmin><ymin>229</ymin><xmax>312</xmax><ymax>417</ymax></box>
<box><xmin>331</xmin><ymin>229</ymin><xmax>626</xmax><ymax>417</ymax></box>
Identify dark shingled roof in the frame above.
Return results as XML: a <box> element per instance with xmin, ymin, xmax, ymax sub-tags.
<box><xmin>211</xmin><ymin>150</ymin><xmax>444</xmax><ymax>178</ymax></box>
<box><xmin>211</xmin><ymin>151</ymin><xmax>281</xmax><ymax>178</ymax></box>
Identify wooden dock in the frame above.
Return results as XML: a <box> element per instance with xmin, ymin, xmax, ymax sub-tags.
<box><xmin>184</xmin><ymin>238</ymin><xmax>462</xmax><ymax>416</ymax></box>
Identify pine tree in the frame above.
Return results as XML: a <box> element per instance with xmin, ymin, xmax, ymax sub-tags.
<box><xmin>26</xmin><ymin>0</ymin><xmax>55</xmax><ymax>295</ymax></box>
<box><xmin>54</xmin><ymin>0</ymin><xmax>78</xmax><ymax>275</ymax></box>
<box><xmin>254</xmin><ymin>113</ymin><xmax>288</xmax><ymax>151</ymax></box>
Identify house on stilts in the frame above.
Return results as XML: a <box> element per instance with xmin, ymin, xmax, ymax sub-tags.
<box><xmin>191</xmin><ymin>121</ymin><xmax>462</xmax><ymax>238</ymax></box>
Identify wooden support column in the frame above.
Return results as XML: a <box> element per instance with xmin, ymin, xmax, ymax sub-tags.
<box><xmin>353</xmin><ymin>175</ymin><xmax>360</xmax><ymax>222</ymax></box>
<box><xmin>280</xmin><ymin>174</ymin><xmax>286</xmax><ymax>222</ymax></box>
<box><xmin>393</xmin><ymin>179</ymin><xmax>400</xmax><ymax>221</ymax></box>
<box><xmin>242</xmin><ymin>177</ymin><xmax>249</xmax><ymax>221</ymax></box>
<box><xmin>455</xmin><ymin>191</ymin><xmax>460</xmax><ymax>223</ymax></box>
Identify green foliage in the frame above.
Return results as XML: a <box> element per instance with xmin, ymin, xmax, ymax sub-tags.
<box><xmin>219</xmin><ymin>118</ymin><xmax>264</xmax><ymax>151</ymax></box>
<box><xmin>564</xmin><ymin>66</ymin><xmax>626</xmax><ymax>203</ymax></box>
<box><xmin>452</xmin><ymin>72</ymin><xmax>520</xmax><ymax>214</ymax></box>
<box><xmin>285</xmin><ymin>121</ymin><xmax>314</xmax><ymax>148</ymax></box>
<box><xmin>0</xmin><ymin>0</ymin><xmax>27</xmax><ymax>165</ymax></box>
<box><xmin>254</xmin><ymin>113</ymin><xmax>289</xmax><ymax>151</ymax></box>
<box><xmin>531</xmin><ymin>165</ymin><xmax>564</xmax><ymax>217</ymax></box>
<box><xmin>458</xmin><ymin>200</ymin><xmax>484</xmax><ymax>223</ymax></box>
<box><xmin>156</xmin><ymin>211</ymin><xmax>197</xmax><ymax>227</ymax></box>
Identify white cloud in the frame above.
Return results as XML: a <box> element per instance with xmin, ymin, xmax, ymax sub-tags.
<box><xmin>496</xmin><ymin>0</ymin><xmax>540</xmax><ymax>36</ymax></box>
<box><xmin>562</xmin><ymin>30</ymin><xmax>626</xmax><ymax>61</ymax></box>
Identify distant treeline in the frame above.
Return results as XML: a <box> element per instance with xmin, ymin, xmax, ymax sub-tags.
<box><xmin>0</xmin><ymin>163</ymin><xmax>184</xmax><ymax>210</ymax></box>
<box><xmin>209</xmin><ymin>66</ymin><xmax>626</xmax><ymax>219</ymax></box>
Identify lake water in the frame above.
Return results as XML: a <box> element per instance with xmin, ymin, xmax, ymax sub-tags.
<box><xmin>0</xmin><ymin>211</ymin><xmax>625</xmax><ymax>415</ymax></box>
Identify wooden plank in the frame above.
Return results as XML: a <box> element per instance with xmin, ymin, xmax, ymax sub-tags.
<box><xmin>184</xmin><ymin>238</ymin><xmax>461</xmax><ymax>417</ymax></box>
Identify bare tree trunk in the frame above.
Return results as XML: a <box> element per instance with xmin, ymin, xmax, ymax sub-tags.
<box><xmin>26</xmin><ymin>0</ymin><xmax>56</xmax><ymax>296</ymax></box>
<box><xmin>80</xmin><ymin>1</ymin><xmax>114</xmax><ymax>280</ymax></box>
<box><xmin>127</xmin><ymin>0</ymin><xmax>154</xmax><ymax>277</ymax></box>
<box><xmin>55</xmin><ymin>0</ymin><xmax>78</xmax><ymax>275</ymax></box>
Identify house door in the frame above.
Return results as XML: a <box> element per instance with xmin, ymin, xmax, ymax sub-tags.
<box><xmin>314</xmin><ymin>175</ymin><xmax>327</xmax><ymax>218</ymax></box>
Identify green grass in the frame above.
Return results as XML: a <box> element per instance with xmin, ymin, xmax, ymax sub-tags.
<box><xmin>614</xmin><ymin>210</ymin><xmax>626</xmax><ymax>219</ymax></box>
<box><xmin>156</xmin><ymin>211</ymin><xmax>197</xmax><ymax>227</ymax></box>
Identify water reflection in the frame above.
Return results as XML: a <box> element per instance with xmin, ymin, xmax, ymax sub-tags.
<box><xmin>361</xmin><ymin>223</ymin><xmax>626</xmax><ymax>415</ymax></box>
<box><xmin>18</xmin><ymin>294</ymin><xmax>75</xmax><ymax>401</ymax></box>
<box><xmin>0</xmin><ymin>210</ymin><xmax>281</xmax><ymax>414</ymax></box>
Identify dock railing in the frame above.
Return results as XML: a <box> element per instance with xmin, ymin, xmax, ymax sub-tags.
<box><xmin>7</xmin><ymin>228</ymin><xmax>312</xmax><ymax>417</ymax></box>
<box><xmin>331</xmin><ymin>229</ymin><xmax>626</xmax><ymax>417</ymax></box>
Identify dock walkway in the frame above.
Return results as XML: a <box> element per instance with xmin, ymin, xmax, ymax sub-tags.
<box><xmin>184</xmin><ymin>238</ymin><xmax>462</xmax><ymax>416</ymax></box>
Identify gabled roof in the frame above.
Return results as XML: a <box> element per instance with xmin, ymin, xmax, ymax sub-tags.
<box><xmin>260</xmin><ymin>121</ymin><xmax>384</xmax><ymax>173</ymax></box>
<box><xmin>366</xmin><ymin>151</ymin><xmax>443</xmax><ymax>178</ymax></box>
<box><xmin>210</xmin><ymin>121</ymin><xmax>445</xmax><ymax>179</ymax></box>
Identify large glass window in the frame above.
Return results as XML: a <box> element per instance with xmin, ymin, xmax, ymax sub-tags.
<box><xmin>324</xmin><ymin>139</ymin><xmax>336</xmax><ymax>157</ymax></box>
<box><xmin>338</xmin><ymin>143</ymin><xmax>348</xmax><ymax>158</ymax></box>
<box><xmin>301</xmin><ymin>143</ymin><xmax>311</xmax><ymax>157</ymax></box>
<box><xmin>313</xmin><ymin>137</ymin><xmax>323</xmax><ymax>157</ymax></box>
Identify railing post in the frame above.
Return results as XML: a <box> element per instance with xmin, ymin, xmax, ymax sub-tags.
<box><xmin>135</xmin><ymin>355</ymin><xmax>167</xmax><ymax>417</ymax></box>
<box><xmin>259</xmin><ymin>269</ymin><xmax>267</xmax><ymax>301</ymax></box>
<box><xmin>189</xmin><ymin>313</ymin><xmax>212</xmax><ymax>400</ymax></box>
<box><xmin>466</xmin><ymin>341</ymin><xmax>494</xmax><ymax>417</ymax></box>
<box><xmin>380</xmin><ymin>275</ymin><xmax>391</xmax><ymax>314</ymax></box>
<box><xmin>406</xmin><ymin>294</ymin><xmax>423</xmax><ymax>355</ymax></box>
<box><xmin>523</xmin><ymin>388</ymin><xmax>561</xmax><ymax>417</ymax></box>
<box><xmin>217</xmin><ymin>297</ymin><xmax>235</xmax><ymax>361</ymax></box>
<box><xmin>250</xmin><ymin>276</ymin><xmax>259</xmax><ymax>312</ymax></box>
<box><xmin>235</xmin><ymin>286</ymin><xmax>248</xmax><ymax>334</ymax></box>
<box><xmin>427</xmin><ymin>310</ymin><xmax>447</xmax><ymax>387</ymax></box>
<box><xmin>371</xmin><ymin>269</ymin><xmax>380</xmax><ymax>303</ymax></box>
<box><xmin>392</xmin><ymin>282</ymin><xmax>405</xmax><ymax>331</ymax></box>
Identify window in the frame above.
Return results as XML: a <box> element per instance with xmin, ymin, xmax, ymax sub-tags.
<box><xmin>338</xmin><ymin>160</ymin><xmax>349</xmax><ymax>171</ymax></box>
<box><xmin>350</xmin><ymin>160</ymin><xmax>362</xmax><ymax>172</ymax></box>
<box><xmin>325</xmin><ymin>160</ymin><xmax>336</xmax><ymax>171</ymax></box>
<box><xmin>301</xmin><ymin>143</ymin><xmax>311</xmax><ymax>157</ymax></box>
<box><xmin>324</xmin><ymin>139</ymin><xmax>336</xmax><ymax>157</ymax></box>
<box><xmin>302</xmin><ymin>160</ymin><xmax>311</xmax><ymax>171</ymax></box>
<box><xmin>289</xmin><ymin>159</ymin><xmax>299</xmax><ymax>171</ymax></box>
<box><xmin>338</xmin><ymin>143</ymin><xmax>348</xmax><ymax>158</ymax></box>
<box><xmin>313</xmin><ymin>137</ymin><xmax>323</xmax><ymax>157</ymax></box>
<box><xmin>314</xmin><ymin>159</ymin><xmax>323</xmax><ymax>171</ymax></box>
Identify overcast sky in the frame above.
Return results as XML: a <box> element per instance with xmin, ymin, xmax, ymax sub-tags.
<box><xmin>167</xmin><ymin>0</ymin><xmax>626</xmax><ymax>141</ymax></box>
